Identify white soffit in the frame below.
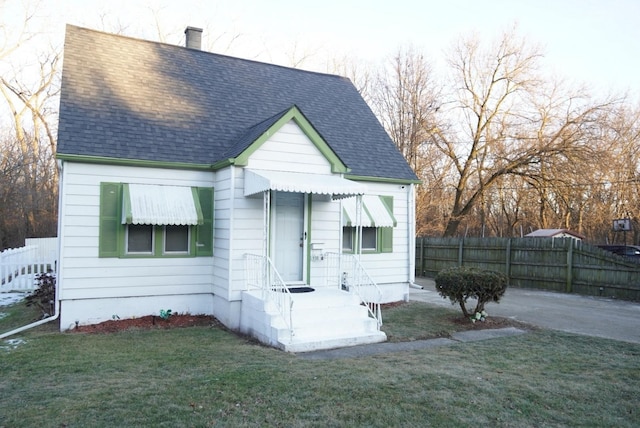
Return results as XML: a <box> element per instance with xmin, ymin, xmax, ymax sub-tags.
<box><xmin>244</xmin><ymin>169</ymin><xmax>366</xmax><ymax>198</ymax></box>
<box><xmin>342</xmin><ymin>195</ymin><xmax>396</xmax><ymax>228</ymax></box>
<box><xmin>124</xmin><ymin>184</ymin><xmax>200</xmax><ymax>225</ymax></box>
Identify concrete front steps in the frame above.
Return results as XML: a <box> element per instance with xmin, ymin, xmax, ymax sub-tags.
<box><xmin>240</xmin><ymin>286</ymin><xmax>387</xmax><ymax>353</ymax></box>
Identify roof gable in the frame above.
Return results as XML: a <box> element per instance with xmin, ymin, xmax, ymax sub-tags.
<box><xmin>525</xmin><ymin>228</ymin><xmax>585</xmax><ymax>240</ymax></box>
<box><xmin>56</xmin><ymin>25</ymin><xmax>418</xmax><ymax>182</ymax></box>
<box><xmin>230</xmin><ymin>106</ymin><xmax>348</xmax><ymax>174</ymax></box>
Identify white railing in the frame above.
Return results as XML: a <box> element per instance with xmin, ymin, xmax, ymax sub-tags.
<box><xmin>0</xmin><ymin>238</ymin><xmax>58</xmax><ymax>292</ymax></box>
<box><xmin>324</xmin><ymin>252</ymin><xmax>383</xmax><ymax>328</ymax></box>
<box><xmin>245</xmin><ymin>253</ymin><xmax>293</xmax><ymax>335</ymax></box>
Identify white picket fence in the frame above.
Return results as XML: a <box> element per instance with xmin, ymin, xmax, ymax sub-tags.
<box><xmin>0</xmin><ymin>237</ymin><xmax>58</xmax><ymax>292</ymax></box>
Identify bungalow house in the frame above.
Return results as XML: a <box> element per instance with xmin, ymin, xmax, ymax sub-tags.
<box><xmin>55</xmin><ymin>25</ymin><xmax>420</xmax><ymax>352</ymax></box>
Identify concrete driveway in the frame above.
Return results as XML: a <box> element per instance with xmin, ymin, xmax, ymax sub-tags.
<box><xmin>412</xmin><ymin>277</ymin><xmax>640</xmax><ymax>344</ymax></box>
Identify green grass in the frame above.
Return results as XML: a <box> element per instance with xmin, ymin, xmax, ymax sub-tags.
<box><xmin>0</xmin><ymin>295</ymin><xmax>53</xmax><ymax>334</ymax></box>
<box><xmin>1</xmin><ymin>300</ymin><xmax>639</xmax><ymax>427</ymax></box>
<box><xmin>382</xmin><ymin>301</ymin><xmax>487</xmax><ymax>341</ymax></box>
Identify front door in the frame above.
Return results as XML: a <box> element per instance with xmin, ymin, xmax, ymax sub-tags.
<box><xmin>272</xmin><ymin>192</ymin><xmax>306</xmax><ymax>283</ymax></box>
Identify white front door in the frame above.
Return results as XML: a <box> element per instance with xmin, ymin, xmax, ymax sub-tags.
<box><xmin>272</xmin><ymin>192</ymin><xmax>306</xmax><ymax>283</ymax></box>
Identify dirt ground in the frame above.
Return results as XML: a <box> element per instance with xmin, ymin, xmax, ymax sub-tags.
<box><xmin>71</xmin><ymin>314</ymin><xmax>222</xmax><ymax>334</ymax></box>
<box><xmin>447</xmin><ymin>314</ymin><xmax>531</xmax><ymax>330</ymax></box>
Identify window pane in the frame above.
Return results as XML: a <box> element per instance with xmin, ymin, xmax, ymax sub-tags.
<box><xmin>128</xmin><ymin>224</ymin><xmax>153</xmax><ymax>253</ymax></box>
<box><xmin>362</xmin><ymin>227</ymin><xmax>377</xmax><ymax>250</ymax></box>
<box><xmin>342</xmin><ymin>227</ymin><xmax>353</xmax><ymax>251</ymax></box>
<box><xmin>165</xmin><ymin>225</ymin><xmax>189</xmax><ymax>253</ymax></box>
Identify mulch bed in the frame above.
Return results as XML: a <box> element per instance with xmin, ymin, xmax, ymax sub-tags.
<box><xmin>71</xmin><ymin>314</ymin><xmax>222</xmax><ymax>334</ymax></box>
<box><xmin>448</xmin><ymin>314</ymin><xmax>531</xmax><ymax>330</ymax></box>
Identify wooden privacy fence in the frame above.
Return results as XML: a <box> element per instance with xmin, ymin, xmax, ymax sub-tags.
<box><xmin>0</xmin><ymin>237</ymin><xmax>57</xmax><ymax>292</ymax></box>
<box><xmin>416</xmin><ymin>237</ymin><xmax>640</xmax><ymax>301</ymax></box>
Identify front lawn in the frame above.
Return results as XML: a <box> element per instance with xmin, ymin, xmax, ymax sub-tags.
<box><xmin>1</xmin><ymin>300</ymin><xmax>639</xmax><ymax>427</ymax></box>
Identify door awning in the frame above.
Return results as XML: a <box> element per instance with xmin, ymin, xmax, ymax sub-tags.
<box><xmin>244</xmin><ymin>169</ymin><xmax>366</xmax><ymax>199</ymax></box>
<box><xmin>122</xmin><ymin>183</ymin><xmax>203</xmax><ymax>225</ymax></box>
<box><xmin>343</xmin><ymin>195</ymin><xmax>397</xmax><ymax>228</ymax></box>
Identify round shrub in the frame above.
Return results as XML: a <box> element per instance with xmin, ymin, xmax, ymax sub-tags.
<box><xmin>434</xmin><ymin>266</ymin><xmax>508</xmax><ymax>320</ymax></box>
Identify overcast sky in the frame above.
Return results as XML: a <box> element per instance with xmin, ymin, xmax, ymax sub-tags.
<box><xmin>7</xmin><ymin>0</ymin><xmax>640</xmax><ymax>97</ymax></box>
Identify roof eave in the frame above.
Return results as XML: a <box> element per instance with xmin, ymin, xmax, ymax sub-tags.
<box><xmin>56</xmin><ymin>153</ymin><xmax>214</xmax><ymax>171</ymax></box>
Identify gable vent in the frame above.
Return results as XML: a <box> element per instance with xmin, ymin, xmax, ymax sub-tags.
<box><xmin>184</xmin><ymin>26</ymin><xmax>203</xmax><ymax>49</ymax></box>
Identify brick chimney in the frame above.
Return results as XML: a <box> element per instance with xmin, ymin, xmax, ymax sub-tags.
<box><xmin>184</xmin><ymin>27</ymin><xmax>203</xmax><ymax>49</ymax></box>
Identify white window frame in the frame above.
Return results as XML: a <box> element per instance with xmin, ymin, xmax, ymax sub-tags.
<box><xmin>126</xmin><ymin>224</ymin><xmax>155</xmax><ymax>254</ymax></box>
<box><xmin>163</xmin><ymin>225</ymin><xmax>191</xmax><ymax>255</ymax></box>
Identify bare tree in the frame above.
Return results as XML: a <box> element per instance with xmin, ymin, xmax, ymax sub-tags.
<box><xmin>364</xmin><ymin>47</ymin><xmax>455</xmax><ymax>235</ymax></box>
<box><xmin>428</xmin><ymin>28</ymin><xmax>617</xmax><ymax>238</ymax></box>
<box><xmin>0</xmin><ymin>0</ymin><xmax>38</xmax><ymax>60</ymax></box>
<box><xmin>0</xmin><ymin>0</ymin><xmax>59</xmax><ymax>249</ymax></box>
<box><xmin>369</xmin><ymin>46</ymin><xmax>442</xmax><ymax>173</ymax></box>
<box><xmin>432</xmin><ymin>30</ymin><xmax>543</xmax><ymax>236</ymax></box>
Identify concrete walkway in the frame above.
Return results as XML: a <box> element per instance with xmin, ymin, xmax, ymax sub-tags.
<box><xmin>299</xmin><ymin>327</ymin><xmax>527</xmax><ymax>360</ymax></box>
<box><xmin>412</xmin><ymin>277</ymin><xmax>640</xmax><ymax>344</ymax></box>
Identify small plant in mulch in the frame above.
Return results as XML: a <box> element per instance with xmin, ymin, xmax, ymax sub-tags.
<box><xmin>72</xmin><ymin>313</ymin><xmax>219</xmax><ymax>333</ymax></box>
<box><xmin>435</xmin><ymin>266</ymin><xmax>507</xmax><ymax>322</ymax></box>
<box><xmin>25</xmin><ymin>270</ymin><xmax>56</xmax><ymax>319</ymax></box>
<box><xmin>152</xmin><ymin>309</ymin><xmax>173</xmax><ymax>325</ymax></box>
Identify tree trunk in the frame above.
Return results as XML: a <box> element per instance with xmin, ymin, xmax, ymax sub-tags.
<box><xmin>443</xmin><ymin>218</ymin><xmax>461</xmax><ymax>237</ymax></box>
<box><xmin>459</xmin><ymin>301</ymin><xmax>470</xmax><ymax>318</ymax></box>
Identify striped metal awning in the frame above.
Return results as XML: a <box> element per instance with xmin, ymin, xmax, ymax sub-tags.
<box><xmin>342</xmin><ymin>195</ymin><xmax>396</xmax><ymax>228</ymax></box>
<box><xmin>122</xmin><ymin>183</ymin><xmax>203</xmax><ymax>225</ymax></box>
<box><xmin>244</xmin><ymin>169</ymin><xmax>366</xmax><ymax>199</ymax></box>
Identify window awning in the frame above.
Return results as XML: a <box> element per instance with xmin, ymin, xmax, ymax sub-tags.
<box><xmin>244</xmin><ymin>169</ymin><xmax>366</xmax><ymax>199</ymax></box>
<box><xmin>122</xmin><ymin>184</ymin><xmax>203</xmax><ymax>225</ymax></box>
<box><xmin>343</xmin><ymin>195</ymin><xmax>397</xmax><ymax>228</ymax></box>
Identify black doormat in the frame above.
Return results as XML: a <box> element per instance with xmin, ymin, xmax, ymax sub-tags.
<box><xmin>287</xmin><ymin>287</ymin><xmax>315</xmax><ymax>293</ymax></box>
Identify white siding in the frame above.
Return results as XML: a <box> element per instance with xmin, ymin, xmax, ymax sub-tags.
<box><xmin>58</xmin><ymin>162</ymin><xmax>215</xmax><ymax>328</ymax></box>
<box><xmin>246</xmin><ymin>120</ymin><xmax>333</xmax><ymax>174</ymax></box>
<box><xmin>211</xmin><ymin>167</ymin><xmax>233</xmax><ymax>300</ymax></box>
<box><xmin>227</xmin><ymin>120</ymin><xmax>338</xmax><ymax>301</ymax></box>
<box><xmin>228</xmin><ymin>166</ymin><xmax>264</xmax><ymax>301</ymax></box>
<box><xmin>308</xmin><ymin>194</ymin><xmax>341</xmax><ymax>285</ymax></box>
<box><xmin>346</xmin><ymin>182</ymin><xmax>413</xmax><ymax>302</ymax></box>
<box><xmin>238</xmin><ymin>120</ymin><xmax>412</xmax><ymax>303</ymax></box>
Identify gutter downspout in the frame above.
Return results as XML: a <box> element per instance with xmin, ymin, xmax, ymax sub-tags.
<box><xmin>0</xmin><ymin>160</ymin><xmax>64</xmax><ymax>340</ymax></box>
<box><xmin>407</xmin><ymin>183</ymin><xmax>423</xmax><ymax>291</ymax></box>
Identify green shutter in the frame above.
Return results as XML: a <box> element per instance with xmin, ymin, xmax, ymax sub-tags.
<box><xmin>379</xmin><ymin>196</ymin><xmax>394</xmax><ymax>253</ymax></box>
<box><xmin>195</xmin><ymin>187</ymin><xmax>214</xmax><ymax>256</ymax></box>
<box><xmin>99</xmin><ymin>182</ymin><xmax>122</xmax><ymax>257</ymax></box>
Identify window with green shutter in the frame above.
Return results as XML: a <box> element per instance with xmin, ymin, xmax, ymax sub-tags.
<box><xmin>195</xmin><ymin>186</ymin><xmax>214</xmax><ymax>256</ymax></box>
<box><xmin>341</xmin><ymin>195</ymin><xmax>395</xmax><ymax>254</ymax></box>
<box><xmin>98</xmin><ymin>182</ymin><xmax>214</xmax><ymax>258</ymax></box>
<box><xmin>378</xmin><ymin>195</ymin><xmax>394</xmax><ymax>253</ymax></box>
<box><xmin>99</xmin><ymin>182</ymin><xmax>122</xmax><ymax>257</ymax></box>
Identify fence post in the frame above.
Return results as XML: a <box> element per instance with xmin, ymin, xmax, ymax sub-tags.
<box><xmin>566</xmin><ymin>240</ymin><xmax>573</xmax><ymax>293</ymax></box>
<box><xmin>458</xmin><ymin>239</ymin><xmax>464</xmax><ymax>267</ymax></box>
<box><xmin>505</xmin><ymin>238</ymin><xmax>511</xmax><ymax>286</ymax></box>
<box><xmin>419</xmin><ymin>237</ymin><xmax>425</xmax><ymax>277</ymax></box>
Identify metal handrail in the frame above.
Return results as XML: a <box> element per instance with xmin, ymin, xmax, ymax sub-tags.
<box><xmin>244</xmin><ymin>253</ymin><xmax>293</xmax><ymax>335</ymax></box>
<box><xmin>324</xmin><ymin>252</ymin><xmax>383</xmax><ymax>328</ymax></box>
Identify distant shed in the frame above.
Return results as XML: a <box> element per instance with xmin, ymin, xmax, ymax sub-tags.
<box><xmin>525</xmin><ymin>228</ymin><xmax>585</xmax><ymax>241</ymax></box>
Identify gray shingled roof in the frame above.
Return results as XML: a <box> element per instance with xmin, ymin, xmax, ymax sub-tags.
<box><xmin>57</xmin><ymin>25</ymin><xmax>418</xmax><ymax>181</ymax></box>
